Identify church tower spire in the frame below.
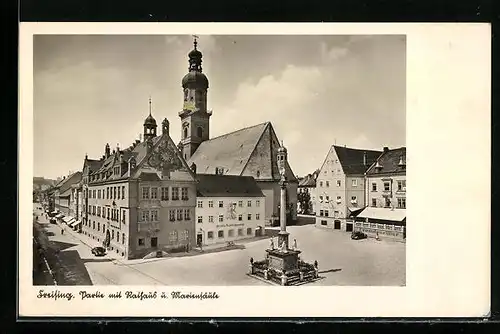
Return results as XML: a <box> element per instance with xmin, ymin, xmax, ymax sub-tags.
<box><xmin>143</xmin><ymin>96</ymin><xmax>157</xmax><ymax>142</ymax></box>
<box><xmin>179</xmin><ymin>36</ymin><xmax>212</xmax><ymax>161</ymax></box>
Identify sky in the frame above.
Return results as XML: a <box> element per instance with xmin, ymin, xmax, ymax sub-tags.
<box><xmin>33</xmin><ymin>34</ymin><xmax>406</xmax><ymax>180</ymax></box>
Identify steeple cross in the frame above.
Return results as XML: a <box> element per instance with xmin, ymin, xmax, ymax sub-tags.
<box><xmin>192</xmin><ymin>35</ymin><xmax>199</xmax><ymax>49</ymax></box>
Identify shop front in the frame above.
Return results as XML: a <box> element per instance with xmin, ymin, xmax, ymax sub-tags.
<box><xmin>353</xmin><ymin>207</ymin><xmax>406</xmax><ymax>241</ymax></box>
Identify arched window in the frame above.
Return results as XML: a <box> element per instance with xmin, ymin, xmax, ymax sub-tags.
<box><xmin>183</xmin><ymin>127</ymin><xmax>188</xmax><ymax>139</ymax></box>
<box><xmin>197</xmin><ymin>126</ymin><xmax>203</xmax><ymax>138</ymax></box>
<box><xmin>256</xmin><ymin>170</ymin><xmax>260</xmax><ymax>177</ymax></box>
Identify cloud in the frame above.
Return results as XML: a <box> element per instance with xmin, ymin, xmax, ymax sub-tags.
<box><xmin>320</xmin><ymin>42</ymin><xmax>349</xmax><ymax>63</ymax></box>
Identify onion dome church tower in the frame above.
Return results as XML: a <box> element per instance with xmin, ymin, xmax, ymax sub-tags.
<box><xmin>179</xmin><ymin>36</ymin><xmax>212</xmax><ymax>160</ymax></box>
<box><xmin>144</xmin><ymin>97</ymin><xmax>157</xmax><ymax>142</ymax></box>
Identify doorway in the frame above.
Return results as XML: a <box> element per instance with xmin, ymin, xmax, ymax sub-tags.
<box><xmin>151</xmin><ymin>237</ymin><xmax>158</xmax><ymax>248</ymax></box>
<box><xmin>197</xmin><ymin>233</ymin><xmax>203</xmax><ymax>246</ymax></box>
<box><xmin>334</xmin><ymin>220</ymin><xmax>341</xmax><ymax>230</ymax></box>
<box><xmin>346</xmin><ymin>223</ymin><xmax>353</xmax><ymax>232</ymax></box>
<box><xmin>104</xmin><ymin>230</ymin><xmax>111</xmax><ymax>248</ymax></box>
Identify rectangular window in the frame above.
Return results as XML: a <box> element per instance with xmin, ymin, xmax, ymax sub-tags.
<box><xmin>208</xmin><ymin>215</ymin><xmax>214</xmax><ymax>223</ymax></box>
<box><xmin>319</xmin><ymin>181</ymin><xmax>323</xmax><ymax>187</ymax></box>
<box><xmin>122</xmin><ymin>186</ymin><xmax>125</xmax><ymax>199</ymax></box>
<box><xmin>97</xmin><ymin>222</ymin><xmax>100</xmax><ymax>232</ymax></box>
<box><xmin>117</xmin><ymin>187</ymin><xmax>120</xmax><ymax>200</ymax></box>
<box><xmin>218</xmin><ymin>201</ymin><xmax>223</xmax><ymax>208</ymax></box>
<box><xmin>112</xmin><ymin>230</ymin><xmax>115</xmax><ymax>240</ymax></box>
<box><xmin>207</xmin><ymin>231</ymin><xmax>214</xmax><ymax>239</ymax></box>
<box><xmin>352</xmin><ymin>179</ymin><xmax>358</xmax><ymax>187</ymax></box>
<box><xmin>98</xmin><ymin>189</ymin><xmax>101</xmax><ymax>199</ymax></box>
<box><xmin>122</xmin><ymin>210</ymin><xmax>126</xmax><ymax>224</ymax></box>
<box><xmin>238</xmin><ymin>228</ymin><xmax>244</xmax><ymax>236</ymax></box>
<box><xmin>172</xmin><ymin>187</ymin><xmax>179</xmax><ymax>200</ymax></box>
<box><xmin>114</xmin><ymin>187</ymin><xmax>117</xmax><ymax>199</ymax></box>
<box><xmin>208</xmin><ymin>200</ymin><xmax>214</xmax><ymax>208</ymax></box>
<box><xmin>122</xmin><ymin>233</ymin><xmax>125</xmax><ymax>244</ymax></box>
<box><xmin>256</xmin><ymin>200</ymin><xmax>260</xmax><ymax>207</ymax></box>
<box><xmin>238</xmin><ymin>201</ymin><xmax>243</xmax><ymax>207</ymax></box>
<box><xmin>161</xmin><ymin>187</ymin><xmax>169</xmax><ymax>200</ymax></box>
<box><xmin>142</xmin><ymin>187</ymin><xmax>150</xmax><ymax>199</ymax></box>
<box><xmin>169</xmin><ymin>231</ymin><xmax>178</xmax><ymax>243</ymax></box>
<box><xmin>184</xmin><ymin>209</ymin><xmax>190</xmax><ymax>220</ymax></box>
<box><xmin>247</xmin><ymin>214</ymin><xmax>252</xmax><ymax>220</ymax></box>
<box><xmin>141</xmin><ymin>210</ymin><xmax>149</xmax><ymax>222</ymax></box>
<box><xmin>92</xmin><ymin>221</ymin><xmax>95</xmax><ymax>229</ymax></box>
<box><xmin>151</xmin><ymin>210</ymin><xmax>158</xmax><ymax>221</ymax></box>
<box><xmin>336</xmin><ymin>180</ymin><xmax>341</xmax><ymax>187</ymax></box>
<box><xmin>228</xmin><ymin>229</ymin><xmax>234</xmax><ymax>237</ymax></box>
<box><xmin>151</xmin><ymin>187</ymin><xmax>158</xmax><ymax>199</ymax></box>
<box><xmin>247</xmin><ymin>200</ymin><xmax>252</xmax><ymax>207</ymax></box>
<box><xmin>107</xmin><ymin>208</ymin><xmax>110</xmax><ymax>219</ymax></box>
<box><xmin>372</xmin><ymin>198</ymin><xmax>377</xmax><ymax>207</ymax></box>
<box><xmin>107</xmin><ymin>187</ymin><xmax>109</xmax><ymax>199</ymax></box>
<box><xmin>320</xmin><ymin>210</ymin><xmax>324</xmax><ymax>216</ymax></box>
<box><xmin>319</xmin><ymin>196</ymin><xmax>323</xmax><ymax>202</ymax></box>
<box><xmin>384</xmin><ymin>182</ymin><xmax>390</xmax><ymax>191</ymax></box>
<box><xmin>397</xmin><ymin>180</ymin><xmax>406</xmax><ymax>191</ymax></box>
<box><xmin>238</xmin><ymin>214</ymin><xmax>243</xmax><ymax>221</ymax></box>
<box><xmin>326</xmin><ymin>196</ymin><xmax>329</xmax><ymax>201</ymax></box>
<box><xmin>181</xmin><ymin>187</ymin><xmax>188</xmax><ymax>200</ymax></box>
<box><xmin>116</xmin><ymin>232</ymin><xmax>119</xmax><ymax>243</ymax></box>
<box><xmin>218</xmin><ymin>215</ymin><xmax>224</xmax><ymax>222</ymax></box>
<box><xmin>247</xmin><ymin>228</ymin><xmax>252</xmax><ymax>235</ymax></box>
<box><xmin>398</xmin><ymin>197</ymin><xmax>406</xmax><ymax>209</ymax></box>
<box><xmin>138</xmin><ymin>238</ymin><xmax>144</xmax><ymax>246</ymax></box>
<box><xmin>176</xmin><ymin>209</ymin><xmax>183</xmax><ymax>221</ymax></box>
<box><xmin>256</xmin><ymin>214</ymin><xmax>260</xmax><ymax>220</ymax></box>
<box><xmin>197</xmin><ymin>200</ymin><xmax>203</xmax><ymax>208</ymax></box>
<box><xmin>372</xmin><ymin>183</ymin><xmax>377</xmax><ymax>191</ymax></box>
<box><xmin>336</xmin><ymin>196</ymin><xmax>341</xmax><ymax>203</ymax></box>
<box><xmin>197</xmin><ymin>216</ymin><xmax>203</xmax><ymax>223</ymax></box>
<box><xmin>218</xmin><ymin>230</ymin><xmax>224</xmax><ymax>238</ymax></box>
<box><xmin>321</xmin><ymin>220</ymin><xmax>327</xmax><ymax>226</ymax></box>
<box><xmin>326</xmin><ymin>181</ymin><xmax>330</xmax><ymax>187</ymax></box>
<box><xmin>324</xmin><ymin>210</ymin><xmax>329</xmax><ymax>217</ymax></box>
<box><xmin>169</xmin><ymin>210</ymin><xmax>175</xmax><ymax>222</ymax></box>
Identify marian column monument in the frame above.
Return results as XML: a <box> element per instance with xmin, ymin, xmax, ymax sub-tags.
<box><xmin>248</xmin><ymin>143</ymin><xmax>318</xmax><ymax>285</ymax></box>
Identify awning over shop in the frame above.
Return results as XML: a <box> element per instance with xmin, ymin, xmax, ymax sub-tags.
<box><xmin>65</xmin><ymin>217</ymin><xmax>76</xmax><ymax>224</ymax></box>
<box><xmin>356</xmin><ymin>207</ymin><xmax>406</xmax><ymax>222</ymax></box>
<box><xmin>347</xmin><ymin>207</ymin><xmax>364</xmax><ymax>217</ymax></box>
<box><xmin>69</xmin><ymin>220</ymin><xmax>80</xmax><ymax>228</ymax></box>
<box><xmin>51</xmin><ymin>211</ymin><xmax>58</xmax><ymax>214</ymax></box>
<box><xmin>55</xmin><ymin>213</ymin><xmax>64</xmax><ymax>219</ymax></box>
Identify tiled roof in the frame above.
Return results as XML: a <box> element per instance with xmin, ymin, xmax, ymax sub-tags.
<box><xmin>333</xmin><ymin>146</ymin><xmax>382</xmax><ymax>175</ymax></box>
<box><xmin>188</xmin><ymin>122</ymin><xmax>298</xmax><ymax>182</ymax></box>
<box><xmin>189</xmin><ymin>122</ymin><xmax>269</xmax><ymax>175</ymax></box>
<box><xmin>366</xmin><ymin>147</ymin><xmax>406</xmax><ymax>175</ymax></box>
<box><xmin>57</xmin><ymin>172</ymin><xmax>82</xmax><ymax>193</ymax></box>
<box><xmin>196</xmin><ymin>174</ymin><xmax>264</xmax><ymax>198</ymax></box>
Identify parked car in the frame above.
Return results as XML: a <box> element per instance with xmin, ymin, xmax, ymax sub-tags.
<box><xmin>91</xmin><ymin>247</ymin><xmax>107</xmax><ymax>257</ymax></box>
<box><xmin>351</xmin><ymin>231</ymin><xmax>367</xmax><ymax>240</ymax></box>
<box><xmin>49</xmin><ymin>218</ymin><xmax>57</xmax><ymax>224</ymax></box>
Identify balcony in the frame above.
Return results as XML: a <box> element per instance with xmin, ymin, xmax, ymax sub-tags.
<box><xmin>137</xmin><ymin>221</ymin><xmax>160</xmax><ymax>233</ymax></box>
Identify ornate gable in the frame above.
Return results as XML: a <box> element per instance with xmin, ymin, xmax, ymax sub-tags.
<box><xmin>132</xmin><ymin>134</ymin><xmax>194</xmax><ymax>180</ymax></box>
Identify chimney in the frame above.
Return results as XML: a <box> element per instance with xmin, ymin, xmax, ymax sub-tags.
<box><xmin>190</xmin><ymin>162</ymin><xmax>197</xmax><ymax>174</ymax></box>
<box><xmin>363</xmin><ymin>152</ymin><xmax>367</xmax><ymax>166</ymax></box>
<box><xmin>383</xmin><ymin>146</ymin><xmax>389</xmax><ymax>153</ymax></box>
<box><xmin>162</xmin><ymin>118</ymin><xmax>170</xmax><ymax>136</ymax></box>
<box><xmin>135</xmin><ymin>139</ymin><xmax>140</xmax><ymax>145</ymax></box>
<box><xmin>105</xmin><ymin>143</ymin><xmax>111</xmax><ymax>158</ymax></box>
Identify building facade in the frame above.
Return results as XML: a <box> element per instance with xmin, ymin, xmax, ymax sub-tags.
<box><xmin>315</xmin><ymin>145</ymin><xmax>381</xmax><ymax>232</ymax></box>
<box><xmin>54</xmin><ymin>172</ymin><xmax>82</xmax><ymax>216</ymax></box>
<box><xmin>81</xmin><ymin>109</ymin><xmax>197</xmax><ymax>259</ymax></box>
<box><xmin>179</xmin><ymin>39</ymin><xmax>299</xmax><ymax>226</ymax></box>
<box><xmin>355</xmin><ymin>147</ymin><xmax>406</xmax><ymax>240</ymax></box>
<box><xmin>297</xmin><ymin>170</ymin><xmax>319</xmax><ymax>215</ymax></box>
<box><xmin>194</xmin><ymin>174</ymin><xmax>266</xmax><ymax>246</ymax></box>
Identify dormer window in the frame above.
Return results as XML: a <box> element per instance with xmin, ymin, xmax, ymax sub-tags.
<box><xmin>398</xmin><ymin>156</ymin><xmax>406</xmax><ymax>168</ymax></box>
<box><xmin>375</xmin><ymin>161</ymin><xmax>382</xmax><ymax>170</ymax></box>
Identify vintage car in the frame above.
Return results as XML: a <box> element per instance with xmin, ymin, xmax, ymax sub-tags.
<box><xmin>351</xmin><ymin>231</ymin><xmax>368</xmax><ymax>240</ymax></box>
<box><xmin>91</xmin><ymin>247</ymin><xmax>107</xmax><ymax>257</ymax></box>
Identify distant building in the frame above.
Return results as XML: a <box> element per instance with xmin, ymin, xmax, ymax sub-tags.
<box><xmin>194</xmin><ymin>174</ymin><xmax>266</xmax><ymax>246</ymax></box>
<box><xmin>81</xmin><ymin>107</ymin><xmax>197</xmax><ymax>260</ymax></box>
<box><xmin>297</xmin><ymin>170</ymin><xmax>319</xmax><ymax>214</ymax></box>
<box><xmin>315</xmin><ymin>145</ymin><xmax>381</xmax><ymax>232</ymax></box>
<box><xmin>178</xmin><ymin>38</ymin><xmax>299</xmax><ymax>226</ymax></box>
<box><xmin>355</xmin><ymin>147</ymin><xmax>406</xmax><ymax>240</ymax></box>
<box><xmin>53</xmin><ymin>172</ymin><xmax>82</xmax><ymax>216</ymax></box>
